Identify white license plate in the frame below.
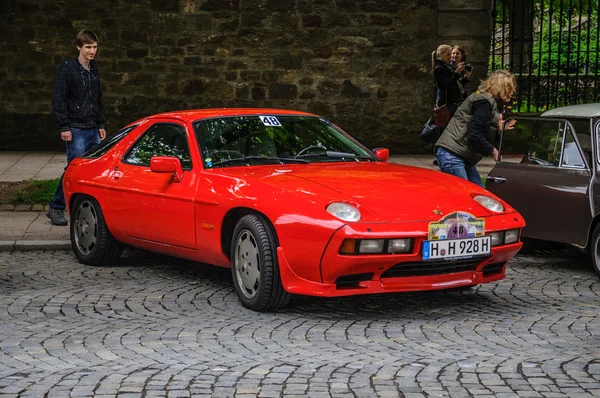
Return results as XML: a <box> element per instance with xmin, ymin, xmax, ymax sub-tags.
<box><xmin>422</xmin><ymin>236</ymin><xmax>491</xmax><ymax>261</ymax></box>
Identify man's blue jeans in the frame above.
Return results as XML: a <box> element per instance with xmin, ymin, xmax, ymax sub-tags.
<box><xmin>435</xmin><ymin>147</ymin><xmax>484</xmax><ymax>188</ymax></box>
<box><xmin>49</xmin><ymin>128</ymin><xmax>101</xmax><ymax>210</ymax></box>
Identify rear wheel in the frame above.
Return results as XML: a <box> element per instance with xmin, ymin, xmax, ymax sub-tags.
<box><xmin>70</xmin><ymin>195</ymin><xmax>123</xmax><ymax>266</ymax></box>
<box><xmin>231</xmin><ymin>214</ymin><xmax>290</xmax><ymax>311</ymax></box>
<box><xmin>591</xmin><ymin>224</ymin><xmax>600</xmax><ymax>277</ymax></box>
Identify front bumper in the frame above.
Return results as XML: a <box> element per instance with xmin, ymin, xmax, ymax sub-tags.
<box><xmin>278</xmin><ymin>214</ymin><xmax>524</xmax><ymax>297</ymax></box>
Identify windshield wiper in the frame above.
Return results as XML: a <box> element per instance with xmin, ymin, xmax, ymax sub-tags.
<box><xmin>294</xmin><ymin>151</ymin><xmax>375</xmax><ymax>162</ymax></box>
<box><xmin>211</xmin><ymin>156</ymin><xmax>309</xmax><ymax>167</ymax></box>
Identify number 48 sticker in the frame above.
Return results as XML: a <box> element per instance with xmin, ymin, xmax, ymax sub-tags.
<box><xmin>259</xmin><ymin>116</ymin><xmax>281</xmax><ymax>126</ymax></box>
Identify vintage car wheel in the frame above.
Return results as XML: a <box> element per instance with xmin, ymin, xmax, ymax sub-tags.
<box><xmin>591</xmin><ymin>224</ymin><xmax>600</xmax><ymax>277</ymax></box>
<box><xmin>70</xmin><ymin>195</ymin><xmax>123</xmax><ymax>266</ymax></box>
<box><xmin>231</xmin><ymin>214</ymin><xmax>290</xmax><ymax>311</ymax></box>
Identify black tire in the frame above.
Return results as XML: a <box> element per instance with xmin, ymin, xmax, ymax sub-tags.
<box><xmin>70</xmin><ymin>195</ymin><xmax>123</xmax><ymax>266</ymax></box>
<box><xmin>230</xmin><ymin>214</ymin><xmax>290</xmax><ymax>311</ymax></box>
<box><xmin>591</xmin><ymin>224</ymin><xmax>600</xmax><ymax>278</ymax></box>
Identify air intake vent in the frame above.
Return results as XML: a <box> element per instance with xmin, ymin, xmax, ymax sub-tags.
<box><xmin>381</xmin><ymin>258</ymin><xmax>481</xmax><ymax>278</ymax></box>
<box><xmin>482</xmin><ymin>262</ymin><xmax>505</xmax><ymax>277</ymax></box>
<box><xmin>335</xmin><ymin>273</ymin><xmax>374</xmax><ymax>289</ymax></box>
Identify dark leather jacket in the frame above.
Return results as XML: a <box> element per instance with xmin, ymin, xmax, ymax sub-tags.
<box><xmin>52</xmin><ymin>57</ymin><xmax>105</xmax><ymax>132</ymax></box>
<box><xmin>433</xmin><ymin>59</ymin><xmax>463</xmax><ymax>114</ymax></box>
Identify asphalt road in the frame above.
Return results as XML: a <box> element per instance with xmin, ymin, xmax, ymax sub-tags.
<box><xmin>0</xmin><ymin>249</ymin><xmax>599</xmax><ymax>397</ymax></box>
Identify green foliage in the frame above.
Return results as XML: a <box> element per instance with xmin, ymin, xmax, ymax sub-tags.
<box><xmin>11</xmin><ymin>179</ymin><xmax>59</xmax><ymax>205</ymax></box>
<box><xmin>490</xmin><ymin>0</ymin><xmax>599</xmax><ymax>112</ymax></box>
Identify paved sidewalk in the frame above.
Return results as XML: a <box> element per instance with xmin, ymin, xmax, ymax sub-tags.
<box><xmin>0</xmin><ymin>151</ymin><xmax>496</xmax><ymax>251</ymax></box>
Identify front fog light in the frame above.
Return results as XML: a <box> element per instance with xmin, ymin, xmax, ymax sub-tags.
<box><xmin>358</xmin><ymin>239</ymin><xmax>384</xmax><ymax>253</ymax></box>
<box><xmin>504</xmin><ymin>229</ymin><xmax>520</xmax><ymax>244</ymax></box>
<box><xmin>489</xmin><ymin>232</ymin><xmax>504</xmax><ymax>247</ymax></box>
<box><xmin>388</xmin><ymin>239</ymin><xmax>412</xmax><ymax>253</ymax></box>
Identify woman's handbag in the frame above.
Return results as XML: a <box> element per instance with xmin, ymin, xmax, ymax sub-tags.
<box><xmin>420</xmin><ymin>117</ymin><xmax>441</xmax><ymax>144</ymax></box>
<box><xmin>433</xmin><ymin>101</ymin><xmax>451</xmax><ymax>127</ymax></box>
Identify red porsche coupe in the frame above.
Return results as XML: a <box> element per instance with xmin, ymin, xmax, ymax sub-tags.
<box><xmin>63</xmin><ymin>108</ymin><xmax>525</xmax><ymax>310</ymax></box>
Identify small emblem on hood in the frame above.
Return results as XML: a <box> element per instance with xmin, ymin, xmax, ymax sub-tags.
<box><xmin>433</xmin><ymin>209</ymin><xmax>443</xmax><ymax>216</ymax></box>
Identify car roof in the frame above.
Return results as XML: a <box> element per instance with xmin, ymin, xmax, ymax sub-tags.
<box><xmin>143</xmin><ymin>108</ymin><xmax>317</xmax><ymax>123</ymax></box>
<box><xmin>541</xmin><ymin>103</ymin><xmax>600</xmax><ymax>118</ymax></box>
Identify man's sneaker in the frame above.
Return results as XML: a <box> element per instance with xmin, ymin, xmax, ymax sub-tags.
<box><xmin>47</xmin><ymin>208</ymin><xmax>68</xmax><ymax>226</ymax></box>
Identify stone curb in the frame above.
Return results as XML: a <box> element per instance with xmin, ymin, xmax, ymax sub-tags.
<box><xmin>0</xmin><ymin>204</ymin><xmax>48</xmax><ymax>211</ymax></box>
<box><xmin>0</xmin><ymin>240</ymin><xmax>71</xmax><ymax>251</ymax></box>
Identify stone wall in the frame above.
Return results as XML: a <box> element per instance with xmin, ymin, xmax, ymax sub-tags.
<box><xmin>0</xmin><ymin>0</ymin><xmax>492</xmax><ymax>153</ymax></box>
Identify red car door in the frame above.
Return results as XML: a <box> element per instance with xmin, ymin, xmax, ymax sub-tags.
<box><xmin>105</xmin><ymin>120</ymin><xmax>198</xmax><ymax>249</ymax></box>
<box><xmin>486</xmin><ymin>117</ymin><xmax>592</xmax><ymax>247</ymax></box>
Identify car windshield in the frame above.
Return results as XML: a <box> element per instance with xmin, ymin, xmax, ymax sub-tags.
<box><xmin>194</xmin><ymin>115</ymin><xmax>377</xmax><ymax>168</ymax></box>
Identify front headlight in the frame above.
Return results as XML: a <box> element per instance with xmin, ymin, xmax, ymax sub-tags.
<box><xmin>327</xmin><ymin>202</ymin><xmax>361</xmax><ymax>222</ymax></box>
<box><xmin>473</xmin><ymin>195</ymin><xmax>504</xmax><ymax>213</ymax></box>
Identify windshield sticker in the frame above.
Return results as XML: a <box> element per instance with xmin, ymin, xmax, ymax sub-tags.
<box><xmin>427</xmin><ymin>211</ymin><xmax>485</xmax><ymax>240</ymax></box>
<box><xmin>259</xmin><ymin>116</ymin><xmax>282</xmax><ymax>127</ymax></box>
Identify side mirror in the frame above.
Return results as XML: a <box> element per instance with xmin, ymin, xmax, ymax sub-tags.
<box><xmin>373</xmin><ymin>148</ymin><xmax>389</xmax><ymax>162</ymax></box>
<box><xmin>150</xmin><ymin>156</ymin><xmax>184</xmax><ymax>182</ymax></box>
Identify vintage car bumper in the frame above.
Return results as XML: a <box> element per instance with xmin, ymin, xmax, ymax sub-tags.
<box><xmin>278</xmin><ymin>214</ymin><xmax>524</xmax><ymax>297</ymax></box>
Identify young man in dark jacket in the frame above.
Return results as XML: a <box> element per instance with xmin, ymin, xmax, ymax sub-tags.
<box><xmin>48</xmin><ymin>29</ymin><xmax>106</xmax><ymax>226</ymax></box>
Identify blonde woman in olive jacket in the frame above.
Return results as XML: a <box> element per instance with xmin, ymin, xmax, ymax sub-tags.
<box><xmin>435</xmin><ymin>70</ymin><xmax>517</xmax><ymax>187</ymax></box>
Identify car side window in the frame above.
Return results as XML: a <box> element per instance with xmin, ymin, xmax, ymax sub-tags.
<box><xmin>499</xmin><ymin>118</ymin><xmax>582</xmax><ymax>167</ymax></box>
<box><xmin>561</xmin><ymin>130</ymin><xmax>585</xmax><ymax>168</ymax></box>
<box><xmin>82</xmin><ymin>124</ymin><xmax>138</xmax><ymax>159</ymax></box>
<box><xmin>529</xmin><ymin>122</ymin><xmax>565</xmax><ymax>166</ymax></box>
<box><xmin>124</xmin><ymin>123</ymin><xmax>192</xmax><ymax>169</ymax></box>
<box><xmin>596</xmin><ymin>120</ymin><xmax>600</xmax><ymax>165</ymax></box>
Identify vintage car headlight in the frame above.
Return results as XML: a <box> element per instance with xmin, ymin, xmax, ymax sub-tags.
<box><xmin>326</xmin><ymin>202</ymin><xmax>361</xmax><ymax>222</ymax></box>
<box><xmin>473</xmin><ymin>195</ymin><xmax>504</xmax><ymax>213</ymax></box>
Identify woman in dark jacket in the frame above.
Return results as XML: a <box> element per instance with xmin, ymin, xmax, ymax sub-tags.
<box><xmin>432</xmin><ymin>44</ymin><xmax>465</xmax><ymax>116</ymax></box>
<box><xmin>450</xmin><ymin>45</ymin><xmax>473</xmax><ymax>103</ymax></box>
<box><xmin>429</xmin><ymin>44</ymin><xmax>465</xmax><ymax>165</ymax></box>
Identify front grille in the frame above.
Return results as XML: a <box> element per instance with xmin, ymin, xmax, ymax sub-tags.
<box><xmin>381</xmin><ymin>258</ymin><xmax>482</xmax><ymax>278</ymax></box>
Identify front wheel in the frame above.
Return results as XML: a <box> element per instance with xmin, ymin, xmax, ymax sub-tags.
<box><xmin>231</xmin><ymin>214</ymin><xmax>290</xmax><ymax>311</ymax></box>
<box><xmin>70</xmin><ymin>195</ymin><xmax>123</xmax><ymax>266</ymax></box>
<box><xmin>591</xmin><ymin>224</ymin><xmax>600</xmax><ymax>278</ymax></box>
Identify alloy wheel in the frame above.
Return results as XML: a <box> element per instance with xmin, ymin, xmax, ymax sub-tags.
<box><xmin>234</xmin><ymin>229</ymin><xmax>261</xmax><ymax>299</ymax></box>
<box><xmin>73</xmin><ymin>200</ymin><xmax>98</xmax><ymax>255</ymax></box>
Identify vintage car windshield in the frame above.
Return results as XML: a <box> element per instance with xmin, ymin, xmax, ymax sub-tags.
<box><xmin>194</xmin><ymin>115</ymin><xmax>377</xmax><ymax>168</ymax></box>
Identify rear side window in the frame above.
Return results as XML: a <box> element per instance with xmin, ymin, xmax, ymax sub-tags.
<box><xmin>82</xmin><ymin>125</ymin><xmax>138</xmax><ymax>158</ymax></box>
<box><xmin>124</xmin><ymin>123</ymin><xmax>192</xmax><ymax>169</ymax></box>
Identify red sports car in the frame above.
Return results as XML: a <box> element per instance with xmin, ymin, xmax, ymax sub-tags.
<box><xmin>64</xmin><ymin>108</ymin><xmax>525</xmax><ymax>310</ymax></box>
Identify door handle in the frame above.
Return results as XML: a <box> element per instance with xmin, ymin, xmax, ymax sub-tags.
<box><xmin>112</xmin><ymin>171</ymin><xmax>123</xmax><ymax>180</ymax></box>
<box><xmin>487</xmin><ymin>176</ymin><xmax>506</xmax><ymax>184</ymax></box>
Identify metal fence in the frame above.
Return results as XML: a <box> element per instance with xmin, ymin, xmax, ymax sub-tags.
<box><xmin>490</xmin><ymin>0</ymin><xmax>599</xmax><ymax>112</ymax></box>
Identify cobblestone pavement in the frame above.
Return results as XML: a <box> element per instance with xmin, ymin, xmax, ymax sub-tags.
<box><xmin>0</xmin><ymin>249</ymin><xmax>599</xmax><ymax>398</ymax></box>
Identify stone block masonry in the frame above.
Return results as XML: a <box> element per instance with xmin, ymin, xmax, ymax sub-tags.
<box><xmin>0</xmin><ymin>0</ymin><xmax>491</xmax><ymax>153</ymax></box>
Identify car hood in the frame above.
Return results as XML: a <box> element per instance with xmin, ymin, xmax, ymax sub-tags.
<box><xmin>214</xmin><ymin>162</ymin><xmax>501</xmax><ymax>222</ymax></box>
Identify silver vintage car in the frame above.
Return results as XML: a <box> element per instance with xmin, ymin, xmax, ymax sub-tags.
<box><xmin>486</xmin><ymin>103</ymin><xmax>600</xmax><ymax>276</ymax></box>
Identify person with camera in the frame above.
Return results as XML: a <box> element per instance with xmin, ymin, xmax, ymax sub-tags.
<box><xmin>450</xmin><ymin>45</ymin><xmax>473</xmax><ymax>102</ymax></box>
<box><xmin>434</xmin><ymin>70</ymin><xmax>517</xmax><ymax>187</ymax></box>
<box><xmin>426</xmin><ymin>44</ymin><xmax>465</xmax><ymax>165</ymax></box>
<box><xmin>433</xmin><ymin>44</ymin><xmax>465</xmax><ymax>117</ymax></box>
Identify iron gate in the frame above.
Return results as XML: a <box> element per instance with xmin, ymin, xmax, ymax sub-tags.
<box><xmin>490</xmin><ymin>0</ymin><xmax>599</xmax><ymax>112</ymax></box>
